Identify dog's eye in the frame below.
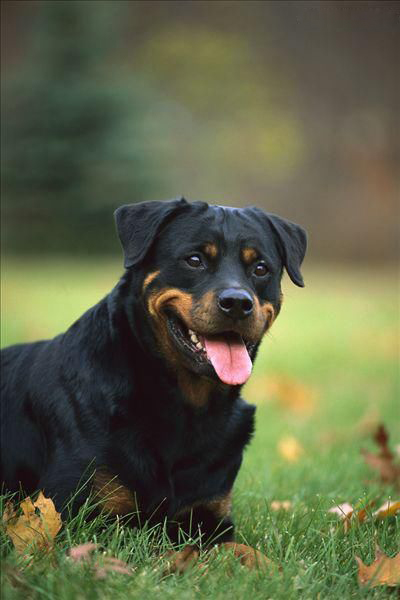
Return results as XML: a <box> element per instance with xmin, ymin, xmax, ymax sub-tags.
<box><xmin>186</xmin><ymin>254</ymin><xmax>203</xmax><ymax>268</ymax></box>
<box><xmin>253</xmin><ymin>261</ymin><xmax>268</xmax><ymax>277</ymax></box>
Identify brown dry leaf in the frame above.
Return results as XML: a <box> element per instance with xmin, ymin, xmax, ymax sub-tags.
<box><xmin>163</xmin><ymin>545</ymin><xmax>200</xmax><ymax>575</ymax></box>
<box><xmin>68</xmin><ymin>543</ymin><xmax>133</xmax><ymax>578</ymax></box>
<box><xmin>211</xmin><ymin>542</ymin><xmax>275</xmax><ymax>572</ymax></box>
<box><xmin>277</xmin><ymin>435</ymin><xmax>304</xmax><ymax>463</ymax></box>
<box><xmin>356</xmin><ymin>546</ymin><xmax>400</xmax><ymax>588</ymax></box>
<box><xmin>373</xmin><ymin>500</ymin><xmax>400</xmax><ymax>519</ymax></box>
<box><xmin>328</xmin><ymin>502</ymin><xmax>376</xmax><ymax>533</ymax></box>
<box><xmin>94</xmin><ymin>556</ymin><xmax>133</xmax><ymax>579</ymax></box>
<box><xmin>266</xmin><ymin>376</ymin><xmax>317</xmax><ymax>415</ymax></box>
<box><xmin>270</xmin><ymin>500</ymin><xmax>293</xmax><ymax>511</ymax></box>
<box><xmin>68</xmin><ymin>543</ymin><xmax>98</xmax><ymax>563</ymax></box>
<box><xmin>3</xmin><ymin>492</ymin><xmax>62</xmax><ymax>555</ymax></box>
<box><xmin>361</xmin><ymin>424</ymin><xmax>400</xmax><ymax>487</ymax></box>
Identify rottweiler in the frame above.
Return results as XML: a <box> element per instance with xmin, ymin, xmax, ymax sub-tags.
<box><xmin>1</xmin><ymin>198</ymin><xmax>306</xmax><ymax>561</ymax></box>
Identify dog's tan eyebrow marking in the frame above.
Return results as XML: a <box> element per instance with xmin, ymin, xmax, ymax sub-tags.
<box><xmin>142</xmin><ymin>270</ymin><xmax>160</xmax><ymax>292</ymax></box>
<box><xmin>241</xmin><ymin>247</ymin><xmax>258</xmax><ymax>265</ymax></box>
<box><xmin>203</xmin><ymin>243</ymin><xmax>218</xmax><ymax>259</ymax></box>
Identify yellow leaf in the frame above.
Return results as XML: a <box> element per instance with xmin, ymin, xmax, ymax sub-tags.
<box><xmin>270</xmin><ymin>500</ymin><xmax>292</xmax><ymax>511</ymax></box>
<box><xmin>266</xmin><ymin>377</ymin><xmax>317</xmax><ymax>415</ymax></box>
<box><xmin>374</xmin><ymin>500</ymin><xmax>400</xmax><ymax>519</ymax></box>
<box><xmin>2</xmin><ymin>492</ymin><xmax>62</xmax><ymax>555</ymax></box>
<box><xmin>277</xmin><ymin>435</ymin><xmax>304</xmax><ymax>463</ymax></box>
<box><xmin>356</xmin><ymin>547</ymin><xmax>400</xmax><ymax>588</ymax></box>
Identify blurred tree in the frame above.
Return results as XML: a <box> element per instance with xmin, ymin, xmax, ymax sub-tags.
<box><xmin>2</xmin><ymin>0</ymin><xmax>161</xmax><ymax>254</ymax></box>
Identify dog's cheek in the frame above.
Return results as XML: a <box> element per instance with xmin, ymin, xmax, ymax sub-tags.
<box><xmin>146</xmin><ymin>288</ymin><xmax>194</xmax><ymax>365</ymax></box>
<box><xmin>147</xmin><ymin>288</ymin><xmax>193</xmax><ymax>323</ymax></box>
<box><xmin>250</xmin><ymin>297</ymin><xmax>275</xmax><ymax>339</ymax></box>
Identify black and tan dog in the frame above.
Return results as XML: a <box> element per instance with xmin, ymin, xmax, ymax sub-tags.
<box><xmin>1</xmin><ymin>198</ymin><xmax>306</xmax><ymax>563</ymax></box>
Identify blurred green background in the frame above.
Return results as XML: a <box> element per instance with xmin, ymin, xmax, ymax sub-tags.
<box><xmin>1</xmin><ymin>0</ymin><xmax>399</xmax><ymax>261</ymax></box>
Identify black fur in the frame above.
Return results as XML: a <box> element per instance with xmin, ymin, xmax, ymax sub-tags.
<box><xmin>1</xmin><ymin>198</ymin><xmax>306</xmax><ymax>545</ymax></box>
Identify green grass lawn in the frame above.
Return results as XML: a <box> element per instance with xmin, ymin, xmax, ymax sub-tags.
<box><xmin>1</xmin><ymin>259</ymin><xmax>399</xmax><ymax>598</ymax></box>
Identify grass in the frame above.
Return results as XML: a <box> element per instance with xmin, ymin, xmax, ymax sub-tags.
<box><xmin>1</xmin><ymin>258</ymin><xmax>399</xmax><ymax>598</ymax></box>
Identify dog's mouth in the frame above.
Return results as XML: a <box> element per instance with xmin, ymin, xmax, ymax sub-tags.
<box><xmin>166</xmin><ymin>311</ymin><xmax>256</xmax><ymax>386</ymax></box>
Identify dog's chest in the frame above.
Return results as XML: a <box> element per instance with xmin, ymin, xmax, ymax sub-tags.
<box><xmin>107</xmin><ymin>397</ymin><xmax>255</xmax><ymax>518</ymax></box>
<box><xmin>154</xmin><ymin>399</ymin><xmax>255</xmax><ymax>514</ymax></box>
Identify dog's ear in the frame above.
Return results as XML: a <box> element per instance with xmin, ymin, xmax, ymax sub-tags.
<box><xmin>114</xmin><ymin>197</ymin><xmax>189</xmax><ymax>268</ymax></box>
<box><xmin>249</xmin><ymin>208</ymin><xmax>307</xmax><ymax>287</ymax></box>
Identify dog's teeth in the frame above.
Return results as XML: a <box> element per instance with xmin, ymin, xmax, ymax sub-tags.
<box><xmin>188</xmin><ymin>329</ymin><xmax>194</xmax><ymax>335</ymax></box>
<box><xmin>190</xmin><ymin>333</ymin><xmax>199</xmax><ymax>343</ymax></box>
<box><xmin>196</xmin><ymin>341</ymin><xmax>203</xmax><ymax>350</ymax></box>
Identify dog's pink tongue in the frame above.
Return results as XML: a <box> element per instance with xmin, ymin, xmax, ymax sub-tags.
<box><xmin>203</xmin><ymin>334</ymin><xmax>252</xmax><ymax>386</ymax></box>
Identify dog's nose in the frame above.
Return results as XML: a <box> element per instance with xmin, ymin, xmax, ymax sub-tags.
<box><xmin>218</xmin><ymin>288</ymin><xmax>254</xmax><ymax>320</ymax></box>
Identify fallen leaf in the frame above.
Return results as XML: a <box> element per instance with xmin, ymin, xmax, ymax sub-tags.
<box><xmin>355</xmin><ymin>546</ymin><xmax>400</xmax><ymax>588</ymax></box>
<box><xmin>361</xmin><ymin>424</ymin><xmax>400</xmax><ymax>487</ymax></box>
<box><xmin>328</xmin><ymin>503</ymin><xmax>354</xmax><ymax>519</ymax></box>
<box><xmin>328</xmin><ymin>502</ymin><xmax>354</xmax><ymax>531</ymax></box>
<box><xmin>68</xmin><ymin>543</ymin><xmax>98</xmax><ymax>562</ymax></box>
<box><xmin>374</xmin><ymin>425</ymin><xmax>391</xmax><ymax>455</ymax></box>
<box><xmin>266</xmin><ymin>376</ymin><xmax>317</xmax><ymax>415</ymax></box>
<box><xmin>244</xmin><ymin>374</ymin><xmax>272</xmax><ymax>404</ymax></box>
<box><xmin>94</xmin><ymin>556</ymin><xmax>133</xmax><ymax>579</ymax></box>
<box><xmin>270</xmin><ymin>500</ymin><xmax>292</xmax><ymax>511</ymax></box>
<box><xmin>210</xmin><ymin>542</ymin><xmax>274</xmax><ymax>572</ymax></box>
<box><xmin>277</xmin><ymin>435</ymin><xmax>304</xmax><ymax>463</ymax></box>
<box><xmin>328</xmin><ymin>502</ymin><xmax>376</xmax><ymax>533</ymax></box>
<box><xmin>68</xmin><ymin>543</ymin><xmax>133</xmax><ymax>578</ymax></box>
<box><xmin>164</xmin><ymin>545</ymin><xmax>200</xmax><ymax>574</ymax></box>
<box><xmin>373</xmin><ymin>500</ymin><xmax>400</xmax><ymax>519</ymax></box>
<box><xmin>3</xmin><ymin>492</ymin><xmax>62</xmax><ymax>555</ymax></box>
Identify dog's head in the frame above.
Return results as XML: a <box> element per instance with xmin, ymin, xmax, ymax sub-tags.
<box><xmin>115</xmin><ymin>198</ymin><xmax>306</xmax><ymax>387</ymax></box>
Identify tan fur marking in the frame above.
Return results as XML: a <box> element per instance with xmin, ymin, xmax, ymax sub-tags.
<box><xmin>147</xmin><ymin>288</ymin><xmax>215</xmax><ymax>406</ymax></box>
<box><xmin>142</xmin><ymin>270</ymin><xmax>160</xmax><ymax>292</ymax></box>
<box><xmin>147</xmin><ymin>288</ymin><xmax>193</xmax><ymax>322</ymax></box>
<box><xmin>241</xmin><ymin>247</ymin><xmax>258</xmax><ymax>264</ymax></box>
<box><xmin>174</xmin><ymin>490</ymin><xmax>232</xmax><ymax>521</ymax></box>
<box><xmin>93</xmin><ymin>470</ymin><xmax>139</xmax><ymax>516</ymax></box>
<box><xmin>252</xmin><ymin>297</ymin><xmax>275</xmax><ymax>337</ymax></box>
<box><xmin>177</xmin><ymin>368</ymin><xmax>216</xmax><ymax>408</ymax></box>
<box><xmin>205</xmin><ymin>490</ymin><xmax>232</xmax><ymax>519</ymax></box>
<box><xmin>203</xmin><ymin>243</ymin><xmax>218</xmax><ymax>259</ymax></box>
<box><xmin>210</xmin><ymin>543</ymin><xmax>272</xmax><ymax>571</ymax></box>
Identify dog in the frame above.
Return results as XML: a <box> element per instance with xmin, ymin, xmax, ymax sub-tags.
<box><xmin>1</xmin><ymin>198</ymin><xmax>306</xmax><ymax>563</ymax></box>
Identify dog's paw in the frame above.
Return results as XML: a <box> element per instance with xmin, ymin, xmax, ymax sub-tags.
<box><xmin>163</xmin><ymin>544</ymin><xmax>200</xmax><ymax>574</ymax></box>
<box><xmin>210</xmin><ymin>542</ymin><xmax>273</xmax><ymax>571</ymax></box>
